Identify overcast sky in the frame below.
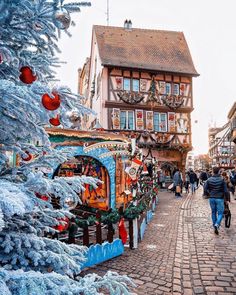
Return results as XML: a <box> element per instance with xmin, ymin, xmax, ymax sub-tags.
<box><xmin>56</xmin><ymin>0</ymin><xmax>236</xmax><ymax>155</ymax></box>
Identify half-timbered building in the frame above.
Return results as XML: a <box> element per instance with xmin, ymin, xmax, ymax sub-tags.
<box><xmin>208</xmin><ymin>123</ymin><xmax>234</xmax><ymax>169</ymax></box>
<box><xmin>80</xmin><ymin>22</ymin><xmax>199</xmax><ymax>174</ymax></box>
<box><xmin>228</xmin><ymin>102</ymin><xmax>236</xmax><ymax>165</ymax></box>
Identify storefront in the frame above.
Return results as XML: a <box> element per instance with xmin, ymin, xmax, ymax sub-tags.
<box><xmin>47</xmin><ymin>128</ymin><xmax>132</xmax><ymax>210</ymax></box>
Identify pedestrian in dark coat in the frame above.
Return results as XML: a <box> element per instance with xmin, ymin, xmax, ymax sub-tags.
<box><xmin>204</xmin><ymin>167</ymin><xmax>229</xmax><ymax>235</ymax></box>
<box><xmin>188</xmin><ymin>169</ymin><xmax>197</xmax><ymax>195</ymax></box>
<box><xmin>173</xmin><ymin>169</ymin><xmax>183</xmax><ymax>198</ymax></box>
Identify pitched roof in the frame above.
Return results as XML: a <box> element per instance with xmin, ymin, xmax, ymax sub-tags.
<box><xmin>93</xmin><ymin>25</ymin><xmax>199</xmax><ymax>76</ymax></box>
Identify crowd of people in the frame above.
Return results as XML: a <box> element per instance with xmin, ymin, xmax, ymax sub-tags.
<box><xmin>169</xmin><ymin>166</ymin><xmax>236</xmax><ymax>235</ymax></box>
<box><xmin>171</xmin><ymin>167</ymin><xmax>236</xmax><ymax>198</ymax></box>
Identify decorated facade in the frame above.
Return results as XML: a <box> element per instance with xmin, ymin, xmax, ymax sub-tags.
<box><xmin>79</xmin><ymin>22</ymin><xmax>199</xmax><ymax>174</ymax></box>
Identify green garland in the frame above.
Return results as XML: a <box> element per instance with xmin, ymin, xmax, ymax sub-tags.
<box><xmin>124</xmin><ymin>201</ymin><xmax>148</xmax><ymax>220</ymax></box>
<box><xmin>101</xmin><ymin>210</ymin><xmax>120</xmax><ymax>224</ymax></box>
<box><xmin>75</xmin><ymin>216</ymin><xmax>96</xmax><ymax>228</ymax></box>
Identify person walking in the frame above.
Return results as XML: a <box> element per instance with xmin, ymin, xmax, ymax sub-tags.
<box><xmin>196</xmin><ymin>170</ymin><xmax>200</xmax><ymax>188</ymax></box>
<box><xmin>184</xmin><ymin>171</ymin><xmax>190</xmax><ymax>194</ymax></box>
<box><xmin>173</xmin><ymin>168</ymin><xmax>183</xmax><ymax>197</ymax></box>
<box><xmin>204</xmin><ymin>166</ymin><xmax>229</xmax><ymax>235</ymax></box>
<box><xmin>188</xmin><ymin>169</ymin><xmax>197</xmax><ymax>195</ymax></box>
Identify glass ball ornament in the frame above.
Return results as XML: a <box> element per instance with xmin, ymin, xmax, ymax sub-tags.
<box><xmin>49</xmin><ymin>115</ymin><xmax>60</xmax><ymax>126</ymax></box>
<box><xmin>42</xmin><ymin>92</ymin><xmax>61</xmax><ymax>111</ymax></box>
<box><xmin>53</xmin><ymin>7</ymin><xmax>71</xmax><ymax>30</ymax></box>
<box><xmin>19</xmin><ymin>66</ymin><xmax>37</xmax><ymax>84</ymax></box>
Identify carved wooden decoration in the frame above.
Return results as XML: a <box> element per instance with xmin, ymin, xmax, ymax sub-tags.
<box><xmin>117</xmin><ymin>90</ymin><xmax>145</xmax><ymax>105</ymax></box>
<box><xmin>161</xmin><ymin>95</ymin><xmax>185</xmax><ymax>110</ymax></box>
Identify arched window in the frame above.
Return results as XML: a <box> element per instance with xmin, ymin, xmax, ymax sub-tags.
<box><xmin>56</xmin><ymin>156</ymin><xmax>110</xmax><ymax>210</ymax></box>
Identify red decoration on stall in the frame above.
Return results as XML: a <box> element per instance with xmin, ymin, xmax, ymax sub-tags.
<box><xmin>49</xmin><ymin>115</ymin><xmax>60</xmax><ymax>126</ymax></box>
<box><xmin>118</xmin><ymin>217</ymin><xmax>128</xmax><ymax>244</ymax></box>
<box><xmin>21</xmin><ymin>151</ymin><xmax>33</xmax><ymax>161</ymax></box>
<box><xmin>42</xmin><ymin>92</ymin><xmax>61</xmax><ymax>111</ymax></box>
<box><xmin>19</xmin><ymin>66</ymin><xmax>37</xmax><ymax>84</ymax></box>
<box><xmin>55</xmin><ymin>217</ymin><xmax>69</xmax><ymax>232</ymax></box>
<box><xmin>141</xmin><ymin>164</ymin><xmax>149</xmax><ymax>175</ymax></box>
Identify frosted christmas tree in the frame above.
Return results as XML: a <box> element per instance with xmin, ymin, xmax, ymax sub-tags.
<box><xmin>0</xmin><ymin>1</ymin><xmax>133</xmax><ymax>294</ymax></box>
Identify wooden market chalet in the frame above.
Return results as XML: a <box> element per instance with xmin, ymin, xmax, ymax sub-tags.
<box><xmin>78</xmin><ymin>21</ymin><xmax>199</xmax><ymax>175</ymax></box>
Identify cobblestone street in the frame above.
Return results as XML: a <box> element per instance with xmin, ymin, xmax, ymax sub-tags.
<box><xmin>86</xmin><ymin>188</ymin><xmax>236</xmax><ymax>295</ymax></box>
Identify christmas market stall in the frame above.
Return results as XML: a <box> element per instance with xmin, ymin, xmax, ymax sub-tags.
<box><xmin>45</xmin><ymin>128</ymin><xmax>159</xmax><ymax>267</ymax></box>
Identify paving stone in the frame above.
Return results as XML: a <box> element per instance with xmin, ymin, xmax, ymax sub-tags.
<box><xmin>153</xmin><ymin>279</ymin><xmax>166</xmax><ymax>286</ymax></box>
<box><xmin>193</xmin><ymin>286</ymin><xmax>205</xmax><ymax>294</ymax></box>
<box><xmin>183</xmin><ymin>289</ymin><xmax>193</xmax><ymax>295</ymax></box>
<box><xmin>205</xmin><ymin>286</ymin><xmax>225</xmax><ymax>292</ymax></box>
<box><xmin>215</xmin><ymin>281</ymin><xmax>231</xmax><ymax>287</ymax></box>
<box><xmin>173</xmin><ymin>284</ymin><xmax>182</xmax><ymax>292</ymax></box>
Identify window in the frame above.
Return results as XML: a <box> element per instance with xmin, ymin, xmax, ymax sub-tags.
<box><xmin>153</xmin><ymin>112</ymin><xmax>167</xmax><ymax>132</ymax></box>
<box><xmin>173</xmin><ymin>84</ymin><xmax>180</xmax><ymax>95</ymax></box>
<box><xmin>132</xmin><ymin>79</ymin><xmax>139</xmax><ymax>92</ymax></box>
<box><xmin>165</xmin><ymin>83</ymin><xmax>171</xmax><ymax>95</ymax></box>
<box><xmin>123</xmin><ymin>78</ymin><xmax>140</xmax><ymax>92</ymax></box>
<box><xmin>124</xmin><ymin>78</ymin><xmax>131</xmax><ymax>91</ymax></box>
<box><xmin>120</xmin><ymin>110</ymin><xmax>134</xmax><ymax>130</ymax></box>
<box><xmin>153</xmin><ymin>112</ymin><xmax>159</xmax><ymax>131</ymax></box>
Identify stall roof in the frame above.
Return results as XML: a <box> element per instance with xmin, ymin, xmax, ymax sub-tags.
<box><xmin>46</xmin><ymin>128</ymin><xmax>130</xmax><ymax>142</ymax></box>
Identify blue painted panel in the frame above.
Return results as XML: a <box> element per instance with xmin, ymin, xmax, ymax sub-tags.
<box><xmin>140</xmin><ymin>218</ymin><xmax>147</xmax><ymax>240</ymax></box>
<box><xmin>152</xmin><ymin>201</ymin><xmax>156</xmax><ymax>211</ymax></box>
<box><xmin>81</xmin><ymin>239</ymin><xmax>124</xmax><ymax>269</ymax></box>
<box><xmin>146</xmin><ymin>210</ymin><xmax>153</xmax><ymax>223</ymax></box>
<box><xmin>49</xmin><ymin>145</ymin><xmax>116</xmax><ymax>209</ymax></box>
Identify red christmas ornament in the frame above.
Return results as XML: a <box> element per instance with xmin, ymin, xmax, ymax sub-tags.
<box><xmin>49</xmin><ymin>115</ymin><xmax>60</xmax><ymax>126</ymax></box>
<box><xmin>19</xmin><ymin>66</ymin><xmax>37</xmax><ymax>84</ymax></box>
<box><xmin>42</xmin><ymin>92</ymin><xmax>61</xmax><ymax>111</ymax></box>
<box><xmin>35</xmin><ymin>192</ymin><xmax>49</xmax><ymax>201</ymax></box>
<box><xmin>54</xmin><ymin>217</ymin><xmax>69</xmax><ymax>232</ymax></box>
<box><xmin>21</xmin><ymin>151</ymin><xmax>33</xmax><ymax>161</ymax></box>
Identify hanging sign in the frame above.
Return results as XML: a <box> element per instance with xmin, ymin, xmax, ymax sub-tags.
<box><xmin>125</xmin><ymin>158</ymin><xmax>142</xmax><ymax>180</ymax></box>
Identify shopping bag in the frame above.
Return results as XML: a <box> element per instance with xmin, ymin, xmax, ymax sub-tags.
<box><xmin>176</xmin><ymin>185</ymin><xmax>181</xmax><ymax>193</ymax></box>
<box><xmin>168</xmin><ymin>183</ymin><xmax>174</xmax><ymax>190</ymax></box>
<box><xmin>224</xmin><ymin>205</ymin><xmax>231</xmax><ymax>228</ymax></box>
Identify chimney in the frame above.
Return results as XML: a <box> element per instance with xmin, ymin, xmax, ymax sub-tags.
<box><xmin>128</xmin><ymin>20</ymin><xmax>132</xmax><ymax>30</ymax></box>
<box><xmin>124</xmin><ymin>19</ymin><xmax>128</xmax><ymax>29</ymax></box>
<box><xmin>124</xmin><ymin>19</ymin><xmax>132</xmax><ymax>30</ymax></box>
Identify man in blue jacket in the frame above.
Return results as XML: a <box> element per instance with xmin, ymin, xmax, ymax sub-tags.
<box><xmin>204</xmin><ymin>166</ymin><xmax>229</xmax><ymax>235</ymax></box>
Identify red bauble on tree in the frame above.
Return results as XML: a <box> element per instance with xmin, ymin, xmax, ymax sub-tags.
<box><xmin>49</xmin><ymin>115</ymin><xmax>60</xmax><ymax>126</ymax></box>
<box><xmin>21</xmin><ymin>151</ymin><xmax>33</xmax><ymax>161</ymax></box>
<box><xmin>42</xmin><ymin>92</ymin><xmax>61</xmax><ymax>111</ymax></box>
<box><xmin>19</xmin><ymin>66</ymin><xmax>37</xmax><ymax>84</ymax></box>
<box><xmin>35</xmin><ymin>192</ymin><xmax>49</xmax><ymax>201</ymax></box>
